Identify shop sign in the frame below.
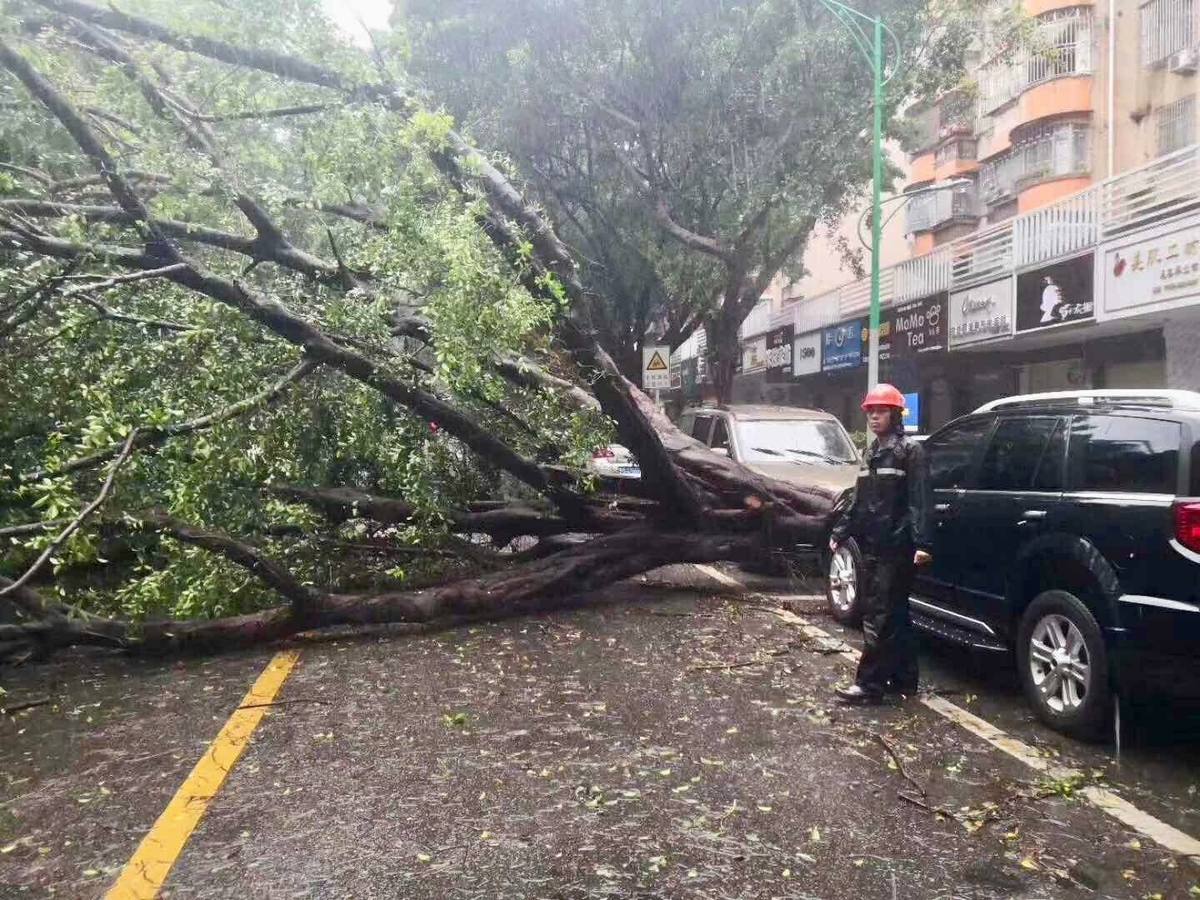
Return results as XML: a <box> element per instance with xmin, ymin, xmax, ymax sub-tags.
<box><xmin>792</xmin><ymin>329</ymin><xmax>822</xmax><ymax>377</ymax></box>
<box><xmin>741</xmin><ymin>334</ymin><xmax>767</xmax><ymax>373</ymax></box>
<box><xmin>764</xmin><ymin>325</ymin><xmax>794</xmax><ymax>382</ymax></box>
<box><xmin>1101</xmin><ymin>213</ymin><xmax>1200</xmax><ymax>320</ymax></box>
<box><xmin>1016</xmin><ymin>253</ymin><xmax>1094</xmax><ymax>333</ymax></box>
<box><xmin>902</xmin><ymin>392</ymin><xmax>921</xmax><ymax>433</ymax></box>
<box><xmin>822</xmin><ymin>319</ymin><xmax>867</xmax><ymax>371</ymax></box>
<box><xmin>949</xmin><ymin>277</ymin><xmax>1014</xmax><ymax>348</ymax></box>
<box><xmin>881</xmin><ymin>293</ymin><xmax>948</xmax><ymax>361</ymax></box>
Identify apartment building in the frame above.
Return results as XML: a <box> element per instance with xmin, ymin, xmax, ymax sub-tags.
<box><xmin>727</xmin><ymin>0</ymin><xmax>1200</xmax><ymax>432</ymax></box>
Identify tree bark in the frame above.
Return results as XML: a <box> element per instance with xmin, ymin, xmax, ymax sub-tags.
<box><xmin>1</xmin><ymin>528</ymin><xmax>759</xmax><ymax>656</ymax></box>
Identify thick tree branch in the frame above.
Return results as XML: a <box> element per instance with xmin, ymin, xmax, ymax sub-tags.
<box><xmin>0</xmin><ymin>37</ymin><xmax>174</xmax><ymax>258</ymax></box>
<box><xmin>0</xmin><ymin>199</ymin><xmax>345</xmax><ymax>282</ymax></box>
<box><xmin>134</xmin><ymin>512</ymin><xmax>320</xmax><ymax>610</ymax></box>
<box><xmin>0</xmin><ymin>526</ymin><xmax>759</xmax><ymax>655</ymax></box>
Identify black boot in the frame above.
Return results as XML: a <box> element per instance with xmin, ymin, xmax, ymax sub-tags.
<box><xmin>835</xmin><ymin>684</ymin><xmax>883</xmax><ymax>706</ymax></box>
<box><xmin>885</xmin><ymin>678</ymin><xmax>919</xmax><ymax>696</ymax></box>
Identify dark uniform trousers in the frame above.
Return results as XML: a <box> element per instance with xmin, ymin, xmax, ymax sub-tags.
<box><xmin>856</xmin><ymin>549</ymin><xmax>918</xmax><ymax>693</ymax></box>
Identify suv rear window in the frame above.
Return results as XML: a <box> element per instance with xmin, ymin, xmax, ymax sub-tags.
<box><xmin>1068</xmin><ymin>415</ymin><xmax>1181</xmax><ymax>495</ymax></box>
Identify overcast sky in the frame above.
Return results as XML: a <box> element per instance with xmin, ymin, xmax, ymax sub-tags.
<box><xmin>321</xmin><ymin>0</ymin><xmax>395</xmax><ymax>45</ymax></box>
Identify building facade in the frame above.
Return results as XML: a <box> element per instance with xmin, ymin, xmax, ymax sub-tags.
<box><xmin>725</xmin><ymin>0</ymin><xmax>1200</xmax><ymax>432</ymax></box>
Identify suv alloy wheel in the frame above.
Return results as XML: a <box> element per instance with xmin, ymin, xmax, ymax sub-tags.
<box><xmin>1016</xmin><ymin>590</ymin><xmax>1111</xmax><ymax>739</ymax></box>
<box><xmin>826</xmin><ymin>538</ymin><xmax>863</xmax><ymax>626</ymax></box>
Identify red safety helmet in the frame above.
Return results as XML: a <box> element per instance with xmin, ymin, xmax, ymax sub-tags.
<box><xmin>861</xmin><ymin>383</ymin><xmax>906</xmax><ymax>410</ymax></box>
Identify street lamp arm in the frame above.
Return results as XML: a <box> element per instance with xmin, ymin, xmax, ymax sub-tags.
<box><xmin>853</xmin><ymin>179</ymin><xmax>972</xmax><ymax>252</ymax></box>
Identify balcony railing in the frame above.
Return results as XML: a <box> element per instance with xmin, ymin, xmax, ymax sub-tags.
<box><xmin>1027</xmin><ymin>8</ymin><xmax>1094</xmax><ymax>88</ymax></box>
<box><xmin>905</xmin><ymin>184</ymin><xmax>979</xmax><ymax>233</ymax></box>
<box><xmin>978</xmin><ymin>8</ymin><xmax>1094</xmax><ymax>115</ymax></box>
<box><xmin>979</xmin><ymin>124</ymin><xmax>1091</xmax><ymax>205</ymax></box>
<box><xmin>935</xmin><ymin>137</ymin><xmax>977</xmax><ymax>167</ymax></box>
<box><xmin>1141</xmin><ymin>0</ymin><xmax>1197</xmax><ymax>66</ymax></box>
<box><xmin>762</xmin><ymin>142</ymin><xmax>1200</xmax><ymax>346</ymax></box>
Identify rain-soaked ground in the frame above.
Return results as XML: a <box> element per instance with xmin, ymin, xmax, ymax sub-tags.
<box><xmin>2</xmin><ymin>564</ymin><xmax>1199</xmax><ymax>898</ymax></box>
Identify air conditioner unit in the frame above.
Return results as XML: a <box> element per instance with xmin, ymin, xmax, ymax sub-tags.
<box><xmin>1168</xmin><ymin>48</ymin><xmax>1199</xmax><ymax>74</ymax></box>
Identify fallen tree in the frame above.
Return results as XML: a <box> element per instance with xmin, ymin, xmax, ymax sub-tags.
<box><xmin>0</xmin><ymin>0</ymin><xmax>848</xmax><ymax>658</ymax></box>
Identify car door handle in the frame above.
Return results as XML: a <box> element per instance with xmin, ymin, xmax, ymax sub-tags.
<box><xmin>1022</xmin><ymin>509</ymin><xmax>1048</xmax><ymax>520</ymax></box>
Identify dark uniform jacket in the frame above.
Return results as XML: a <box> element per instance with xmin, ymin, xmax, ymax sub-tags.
<box><xmin>832</xmin><ymin>432</ymin><xmax>934</xmax><ymax>555</ymax></box>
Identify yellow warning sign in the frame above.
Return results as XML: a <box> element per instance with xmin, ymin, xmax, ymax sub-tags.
<box><xmin>646</xmin><ymin>351</ymin><xmax>668</xmax><ymax>371</ymax></box>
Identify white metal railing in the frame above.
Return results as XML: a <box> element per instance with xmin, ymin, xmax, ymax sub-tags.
<box><xmin>978</xmin><ymin>57</ymin><xmax>1019</xmax><ymax>114</ymax></box>
<box><xmin>839</xmin><ymin>267</ymin><xmax>894</xmax><ymax>317</ymax></box>
<box><xmin>978</xmin><ymin>8</ymin><xmax>1093</xmax><ymax>117</ymax></box>
<box><xmin>951</xmin><ymin>221</ymin><xmax>1013</xmax><ymax>289</ymax></box>
<box><xmin>674</xmin><ymin>325</ymin><xmax>707</xmax><ymax>361</ymax></box>
<box><xmin>1141</xmin><ymin>0</ymin><xmax>1196</xmax><ymax>66</ymax></box>
<box><xmin>1013</xmin><ymin>187</ymin><xmax>1099</xmax><ymax>267</ymax></box>
<box><xmin>737</xmin><ymin>298</ymin><xmax>773</xmax><ymax>340</ymax></box>
<box><xmin>934</xmin><ymin>137</ymin><xmax>976</xmax><ymax>167</ymax></box>
<box><xmin>906</xmin><ymin>184</ymin><xmax>979</xmax><ymax>233</ymax></box>
<box><xmin>1102</xmin><ymin>142</ymin><xmax>1200</xmax><ymax>235</ymax></box>
<box><xmin>894</xmin><ymin>247</ymin><xmax>951</xmax><ymax>302</ymax></box>
<box><xmin>979</xmin><ymin>123</ymin><xmax>1091</xmax><ymax>206</ymax></box>
<box><xmin>1026</xmin><ymin>8</ymin><xmax>1093</xmax><ymax>87</ymax></box>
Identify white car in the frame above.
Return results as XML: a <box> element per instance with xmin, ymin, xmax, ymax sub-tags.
<box><xmin>587</xmin><ymin>444</ymin><xmax>641</xmax><ymax>480</ymax></box>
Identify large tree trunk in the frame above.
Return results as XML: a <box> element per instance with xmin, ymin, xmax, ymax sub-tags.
<box><xmin>1</xmin><ymin>529</ymin><xmax>758</xmax><ymax>656</ymax></box>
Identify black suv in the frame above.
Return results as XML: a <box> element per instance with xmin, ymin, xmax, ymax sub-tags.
<box><xmin>826</xmin><ymin>390</ymin><xmax>1200</xmax><ymax>737</ymax></box>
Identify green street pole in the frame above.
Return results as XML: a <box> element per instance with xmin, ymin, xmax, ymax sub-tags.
<box><xmin>867</xmin><ymin>14</ymin><xmax>883</xmax><ymax>392</ymax></box>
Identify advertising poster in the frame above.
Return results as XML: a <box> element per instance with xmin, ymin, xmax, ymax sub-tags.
<box><xmin>949</xmin><ymin>277</ymin><xmax>1015</xmax><ymax>348</ymax></box>
<box><xmin>822</xmin><ymin>319</ymin><xmax>866</xmax><ymax>371</ymax></box>
<box><xmin>1016</xmin><ymin>254</ymin><xmax>1094</xmax><ymax>333</ymax></box>
<box><xmin>764</xmin><ymin>325</ymin><xmax>794</xmax><ymax>383</ymax></box>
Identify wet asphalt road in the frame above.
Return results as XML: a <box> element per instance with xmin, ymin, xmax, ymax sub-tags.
<box><xmin>798</xmin><ymin>583</ymin><xmax>1200</xmax><ymax>844</ymax></box>
<box><xmin>1</xmin><ymin>564</ymin><xmax>1199</xmax><ymax>898</ymax></box>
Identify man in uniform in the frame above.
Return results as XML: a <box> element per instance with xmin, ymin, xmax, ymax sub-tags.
<box><xmin>830</xmin><ymin>384</ymin><xmax>934</xmax><ymax>705</ymax></box>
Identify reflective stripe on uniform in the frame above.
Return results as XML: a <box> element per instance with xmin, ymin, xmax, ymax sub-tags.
<box><xmin>873</xmin><ymin>467</ymin><xmax>906</xmax><ymax>477</ymax></box>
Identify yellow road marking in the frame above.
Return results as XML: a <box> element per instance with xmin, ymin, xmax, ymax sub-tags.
<box><xmin>105</xmin><ymin>650</ymin><xmax>300</xmax><ymax>899</ymax></box>
<box><xmin>694</xmin><ymin>565</ymin><xmax>1200</xmax><ymax>865</ymax></box>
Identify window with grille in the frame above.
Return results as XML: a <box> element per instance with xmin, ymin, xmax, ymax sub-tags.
<box><xmin>979</xmin><ymin>124</ymin><xmax>1090</xmax><ymax>205</ymax></box>
<box><xmin>1157</xmin><ymin>96</ymin><xmax>1196</xmax><ymax>155</ymax></box>
<box><xmin>1027</xmin><ymin>8</ymin><xmax>1094</xmax><ymax>87</ymax></box>
<box><xmin>978</xmin><ymin>8</ymin><xmax>1093</xmax><ymax>116</ymax></box>
<box><xmin>1141</xmin><ymin>0</ymin><xmax>1196</xmax><ymax>66</ymax></box>
<box><xmin>935</xmin><ymin>138</ymin><xmax>978</xmax><ymax>166</ymax></box>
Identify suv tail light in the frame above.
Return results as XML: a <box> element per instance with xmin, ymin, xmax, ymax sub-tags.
<box><xmin>1174</xmin><ymin>501</ymin><xmax>1200</xmax><ymax>554</ymax></box>
<box><xmin>592</xmin><ymin>447</ymin><xmax>615</xmax><ymax>459</ymax></box>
